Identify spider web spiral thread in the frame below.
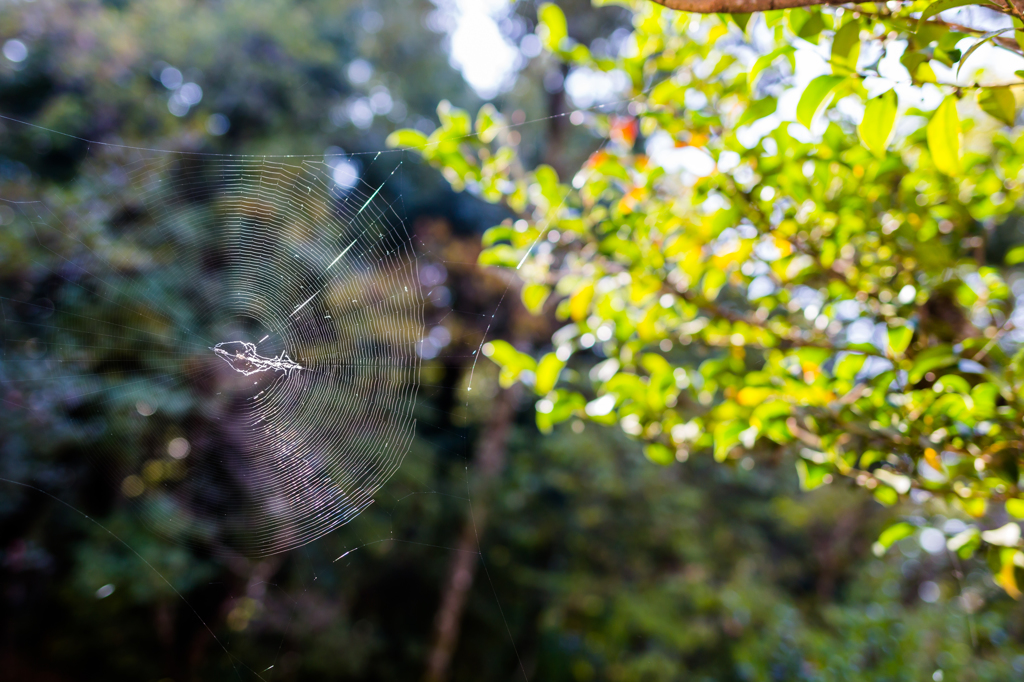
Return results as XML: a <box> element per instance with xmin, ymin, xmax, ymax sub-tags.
<box><xmin>4</xmin><ymin>150</ymin><xmax>423</xmax><ymax>556</ymax></box>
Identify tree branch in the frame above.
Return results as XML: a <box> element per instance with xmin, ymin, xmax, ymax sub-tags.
<box><xmin>649</xmin><ymin>0</ymin><xmax>841</xmax><ymax>13</ymax></box>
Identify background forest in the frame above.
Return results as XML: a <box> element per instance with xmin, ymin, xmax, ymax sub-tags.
<box><xmin>4</xmin><ymin>0</ymin><xmax>1024</xmax><ymax>681</ymax></box>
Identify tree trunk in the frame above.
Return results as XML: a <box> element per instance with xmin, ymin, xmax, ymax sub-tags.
<box><xmin>424</xmin><ymin>384</ymin><xmax>519</xmax><ymax>682</ymax></box>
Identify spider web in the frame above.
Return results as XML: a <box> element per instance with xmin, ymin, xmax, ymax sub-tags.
<box><xmin>4</xmin><ymin>148</ymin><xmax>423</xmax><ymax>556</ymax></box>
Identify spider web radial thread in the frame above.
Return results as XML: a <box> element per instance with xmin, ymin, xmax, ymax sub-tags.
<box><xmin>8</xmin><ymin>151</ymin><xmax>422</xmax><ymax>556</ymax></box>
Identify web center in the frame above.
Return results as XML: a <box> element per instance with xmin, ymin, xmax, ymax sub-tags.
<box><xmin>211</xmin><ymin>341</ymin><xmax>303</xmax><ymax>376</ymax></box>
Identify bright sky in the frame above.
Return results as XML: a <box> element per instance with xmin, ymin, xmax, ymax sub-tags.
<box><xmin>436</xmin><ymin>0</ymin><xmax>521</xmax><ymax>99</ymax></box>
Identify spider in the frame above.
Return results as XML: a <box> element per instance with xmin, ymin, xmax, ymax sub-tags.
<box><xmin>211</xmin><ymin>341</ymin><xmax>303</xmax><ymax>376</ymax></box>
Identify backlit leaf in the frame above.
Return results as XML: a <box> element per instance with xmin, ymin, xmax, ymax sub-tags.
<box><xmin>997</xmin><ymin>548</ymin><xmax>1022</xmax><ymax>599</ymax></box>
<box><xmin>886</xmin><ymin>326</ymin><xmax>914</xmax><ymax>357</ymax></box>
<box><xmin>1008</xmin><ymin>499</ymin><xmax>1024</xmax><ymax>519</ymax></box>
<box><xmin>737</xmin><ymin>96</ymin><xmax>777</xmax><ymax>128</ymax></box>
<box><xmin>918</xmin><ymin>0</ymin><xmax>998</xmax><ymax>32</ymax></box>
<box><xmin>796</xmin><ymin>75</ymin><xmax>845</xmax><ymax>128</ymax></box>
<box><xmin>872</xmin><ymin>521</ymin><xmax>915</xmax><ymax>556</ymax></box>
<box><xmin>927</xmin><ymin>96</ymin><xmax>961</xmax><ymax>176</ymax></box>
<box><xmin>522</xmin><ymin>283</ymin><xmax>551</xmax><ymax>314</ymax></box>
<box><xmin>857</xmin><ymin>89</ymin><xmax>897</xmax><ymax>158</ymax></box>
<box><xmin>645</xmin><ymin>443</ymin><xmax>675</xmax><ymax>465</ymax></box>
<box><xmin>537</xmin><ymin>2</ymin><xmax>568</xmax><ymax>51</ymax></box>
<box><xmin>831</xmin><ymin>19</ymin><xmax>861</xmax><ymax>73</ymax></box>
<box><xmin>978</xmin><ymin>87</ymin><xmax>1016</xmax><ymax>126</ymax></box>
<box><xmin>1007</xmin><ymin>245</ymin><xmax>1024</xmax><ymax>265</ymax></box>
<box><xmin>534</xmin><ymin>353</ymin><xmax>566</xmax><ymax>394</ymax></box>
<box><xmin>957</xmin><ymin>28</ymin><xmax>1014</xmax><ymax>78</ymax></box>
<box><xmin>385</xmin><ymin>128</ymin><xmax>429</xmax><ymax>150</ymax></box>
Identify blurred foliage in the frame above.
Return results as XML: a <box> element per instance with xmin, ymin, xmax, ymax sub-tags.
<box><xmin>397</xmin><ymin>0</ymin><xmax>1024</xmax><ymax>597</ymax></box>
<box><xmin>4</xmin><ymin>0</ymin><xmax>1024</xmax><ymax>680</ymax></box>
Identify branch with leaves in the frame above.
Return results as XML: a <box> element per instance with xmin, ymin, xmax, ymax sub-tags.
<box><xmin>393</xmin><ymin>0</ymin><xmax>1024</xmax><ymax>596</ymax></box>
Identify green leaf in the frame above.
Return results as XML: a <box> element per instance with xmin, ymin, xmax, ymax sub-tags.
<box><xmin>918</xmin><ymin>0</ymin><xmax>998</xmax><ymax>32</ymax></box>
<box><xmin>978</xmin><ymin>88</ymin><xmax>1017</xmax><ymax>126</ymax></box>
<box><xmin>948</xmin><ymin>527</ymin><xmax>981</xmax><ymax>559</ymax></box>
<box><xmin>796</xmin><ymin>75</ymin><xmax>845</xmax><ymax>129</ymax></box>
<box><xmin>537</xmin><ymin>2</ymin><xmax>568</xmax><ymax>51</ymax></box>
<box><xmin>481</xmin><ymin>225</ymin><xmax>516</xmax><ymax>247</ymax></box>
<box><xmin>831</xmin><ymin>19</ymin><xmax>861</xmax><ymax>73</ymax></box>
<box><xmin>536</xmin><ymin>389</ymin><xmax>586</xmax><ymax>433</ymax></box>
<box><xmin>957</xmin><ymin>28</ymin><xmax>1014</xmax><ymax>78</ymax></box>
<box><xmin>927</xmin><ymin>96</ymin><xmax>961</xmax><ymax>176</ymax></box>
<box><xmin>886</xmin><ymin>326</ymin><xmax>914</xmax><ymax>357</ymax></box>
<box><xmin>645</xmin><ymin>443</ymin><xmax>675</xmax><ymax>466</ymax></box>
<box><xmin>873</xmin><ymin>486</ymin><xmax>899</xmax><ymax>506</ymax></box>
<box><xmin>478</xmin><ymin>244</ymin><xmax>521</xmax><ymax>268</ymax></box>
<box><xmin>702</xmin><ymin>269</ymin><xmax>727</xmax><ymax>301</ymax></box>
<box><xmin>534</xmin><ymin>353</ymin><xmax>566</xmax><ymax>394</ymax></box>
<box><xmin>385</xmin><ymin>128</ymin><xmax>429</xmax><ymax>150</ymax></box>
<box><xmin>1006</xmin><ymin>245</ymin><xmax>1024</xmax><ymax>265</ymax></box>
<box><xmin>730</xmin><ymin>12</ymin><xmax>752</xmax><ymax>33</ymax></box>
<box><xmin>872</xmin><ymin>521</ymin><xmax>915</xmax><ymax>556</ymax></box>
<box><xmin>522</xmin><ymin>283</ymin><xmax>551</xmax><ymax>314</ymax></box>
<box><xmin>908</xmin><ymin>345</ymin><xmax>956</xmax><ymax>383</ymax></box>
<box><xmin>749</xmin><ymin>46</ymin><xmax>795</xmax><ymax>90</ymax></box>
<box><xmin>1008</xmin><ymin>499</ymin><xmax>1024</xmax><ymax>519</ymax></box>
<box><xmin>436</xmin><ymin>100</ymin><xmax>471</xmax><ymax>136</ymax></box>
<box><xmin>713</xmin><ymin>421</ymin><xmax>745</xmax><ymax>462</ymax></box>
<box><xmin>483</xmin><ymin>340</ymin><xmax>536</xmax><ymax>388</ymax></box>
<box><xmin>833</xmin><ymin>353</ymin><xmax>866</xmax><ymax>381</ymax></box>
<box><xmin>857</xmin><ymin>89</ymin><xmax>898</xmax><ymax>158</ymax></box>
<box><xmin>791</xmin><ymin>9</ymin><xmax>826</xmax><ymax>43</ymax></box>
<box><xmin>474</xmin><ymin>103</ymin><xmax>504</xmax><ymax>143</ymax></box>
<box><xmin>483</xmin><ymin>340</ymin><xmax>536</xmax><ymax>372</ymax></box>
<box><xmin>796</xmin><ymin>459</ymin><xmax>832</xmax><ymax>490</ymax></box>
<box><xmin>737</xmin><ymin>96</ymin><xmax>777</xmax><ymax>128</ymax></box>
<box><xmin>996</xmin><ymin>547</ymin><xmax>1023</xmax><ymax>598</ymax></box>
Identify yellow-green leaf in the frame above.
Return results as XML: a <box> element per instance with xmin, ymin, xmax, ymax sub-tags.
<box><xmin>749</xmin><ymin>46</ymin><xmax>795</xmax><ymax>90</ymax></box>
<box><xmin>385</xmin><ymin>128</ymin><xmax>429</xmax><ymax>150</ymax></box>
<box><xmin>737</xmin><ymin>96</ymin><xmax>777</xmax><ymax>128</ymax></box>
<box><xmin>1007</xmin><ymin>499</ymin><xmax>1024</xmax><ymax>519</ymax></box>
<box><xmin>917</xmin><ymin>0</ymin><xmax>998</xmax><ymax>32</ymax></box>
<box><xmin>796</xmin><ymin>459</ymin><xmax>832</xmax><ymax>491</ymax></box>
<box><xmin>957</xmin><ymin>28</ymin><xmax>1014</xmax><ymax>78</ymax></box>
<box><xmin>537</xmin><ymin>2</ymin><xmax>568</xmax><ymax>51</ymax></box>
<box><xmin>569</xmin><ymin>283</ymin><xmax>594</xmax><ymax>321</ymax></box>
<box><xmin>522</xmin><ymin>283</ymin><xmax>551</xmax><ymax>314</ymax></box>
<box><xmin>713</xmin><ymin>421</ymin><xmax>745</xmax><ymax>462</ymax></box>
<box><xmin>796</xmin><ymin>75</ymin><xmax>845</xmax><ymax>128</ymax></box>
<box><xmin>474</xmin><ymin>103</ymin><xmax>504</xmax><ymax>143</ymax></box>
<box><xmin>997</xmin><ymin>548</ymin><xmax>1022</xmax><ymax>599</ymax></box>
<box><xmin>886</xmin><ymin>326</ymin><xmax>914</xmax><ymax>357</ymax></box>
<box><xmin>534</xmin><ymin>353</ymin><xmax>566</xmax><ymax>394</ymax></box>
<box><xmin>831</xmin><ymin>19</ymin><xmax>861</xmax><ymax>73</ymax></box>
<box><xmin>482</xmin><ymin>340</ymin><xmax>536</xmax><ymax>375</ymax></box>
<box><xmin>857</xmin><ymin>89</ymin><xmax>897</xmax><ymax>158</ymax></box>
<box><xmin>1007</xmin><ymin>245</ymin><xmax>1024</xmax><ymax>265</ymax></box>
<box><xmin>645</xmin><ymin>443</ymin><xmax>675</xmax><ymax>466</ymax></box>
<box><xmin>948</xmin><ymin>527</ymin><xmax>981</xmax><ymax>558</ymax></box>
<box><xmin>872</xmin><ymin>521</ymin><xmax>915</xmax><ymax>557</ymax></box>
<box><xmin>833</xmin><ymin>352</ymin><xmax>866</xmax><ymax>381</ymax></box>
<box><xmin>978</xmin><ymin>87</ymin><xmax>1016</xmax><ymax>126</ymax></box>
<box><xmin>927</xmin><ymin>96</ymin><xmax>961</xmax><ymax>176</ymax></box>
